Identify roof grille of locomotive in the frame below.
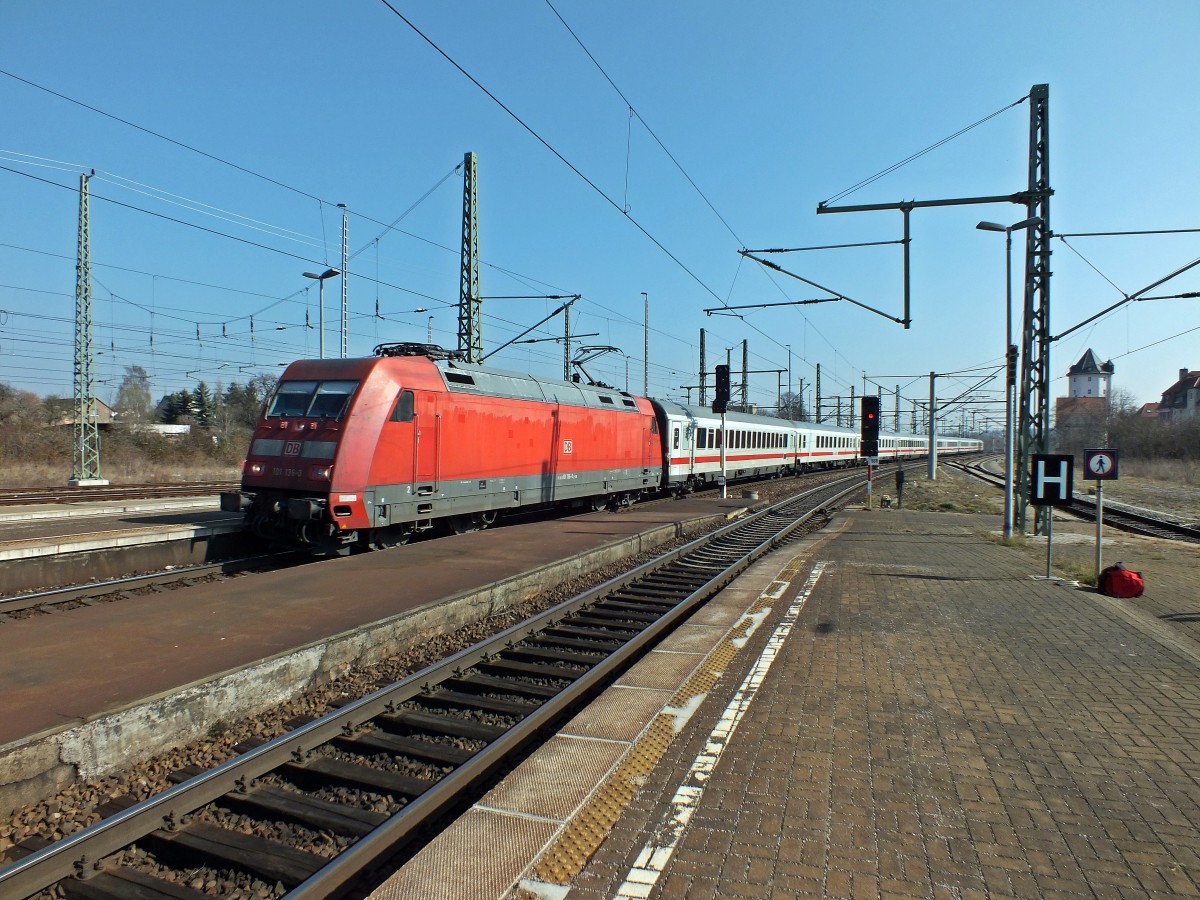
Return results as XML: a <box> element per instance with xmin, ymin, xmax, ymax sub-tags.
<box><xmin>373</xmin><ymin>342</ymin><xmax>465</xmax><ymax>361</ymax></box>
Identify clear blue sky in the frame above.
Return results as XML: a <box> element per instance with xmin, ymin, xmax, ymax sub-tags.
<box><xmin>3</xmin><ymin>1</ymin><xmax>1197</xmax><ymax>429</ymax></box>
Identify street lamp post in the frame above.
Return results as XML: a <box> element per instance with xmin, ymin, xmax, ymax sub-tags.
<box><xmin>302</xmin><ymin>268</ymin><xmax>340</xmax><ymax>359</ymax></box>
<box><xmin>976</xmin><ymin>216</ymin><xmax>1041</xmax><ymax>541</ymax></box>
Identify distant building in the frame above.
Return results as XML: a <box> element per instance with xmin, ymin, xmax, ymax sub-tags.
<box><xmin>1065</xmin><ymin>349</ymin><xmax>1114</xmax><ymax>400</ymax></box>
<box><xmin>44</xmin><ymin>397</ymin><xmax>115</xmax><ymax>428</ymax></box>
<box><xmin>1158</xmin><ymin>367</ymin><xmax>1200</xmax><ymax>423</ymax></box>
<box><xmin>1137</xmin><ymin>402</ymin><xmax>1160</xmax><ymax>418</ymax></box>
<box><xmin>129</xmin><ymin>423</ymin><xmax>193</xmax><ymax>437</ymax></box>
<box><xmin>1054</xmin><ymin>350</ymin><xmax>1114</xmax><ymax>451</ymax></box>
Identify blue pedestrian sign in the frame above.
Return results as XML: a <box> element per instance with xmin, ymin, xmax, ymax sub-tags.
<box><xmin>1030</xmin><ymin>454</ymin><xmax>1074</xmax><ymax>506</ymax></box>
<box><xmin>1083</xmin><ymin>449</ymin><xmax>1119</xmax><ymax>480</ymax></box>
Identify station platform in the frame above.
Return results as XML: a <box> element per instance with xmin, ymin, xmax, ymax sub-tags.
<box><xmin>0</xmin><ymin>497</ymin><xmax>218</xmax><ymax>524</ymax></box>
<box><xmin>0</xmin><ymin>498</ymin><xmax>237</xmax><ymax>563</ymax></box>
<box><xmin>373</xmin><ymin>507</ymin><xmax>1200</xmax><ymax>899</ymax></box>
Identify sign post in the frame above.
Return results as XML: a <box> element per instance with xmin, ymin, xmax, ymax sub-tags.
<box><xmin>1030</xmin><ymin>454</ymin><xmax>1074</xmax><ymax>578</ymax></box>
<box><xmin>1083</xmin><ymin>449</ymin><xmax>1119</xmax><ymax>581</ymax></box>
<box><xmin>720</xmin><ymin>411</ymin><xmax>727</xmax><ymax>499</ymax></box>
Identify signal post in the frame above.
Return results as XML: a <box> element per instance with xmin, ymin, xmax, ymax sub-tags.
<box><xmin>861</xmin><ymin>396</ymin><xmax>880</xmax><ymax>508</ymax></box>
<box><xmin>713</xmin><ymin>364</ymin><xmax>731</xmax><ymax>498</ymax></box>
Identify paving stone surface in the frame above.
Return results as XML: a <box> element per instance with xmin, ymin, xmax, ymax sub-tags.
<box><xmin>565</xmin><ymin>510</ymin><xmax>1200</xmax><ymax>899</ymax></box>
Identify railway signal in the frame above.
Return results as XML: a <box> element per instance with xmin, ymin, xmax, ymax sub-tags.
<box><xmin>860</xmin><ymin>396</ymin><xmax>880</xmax><ymax>458</ymax></box>
<box><xmin>712</xmin><ymin>364</ymin><xmax>731</xmax><ymax>414</ymax></box>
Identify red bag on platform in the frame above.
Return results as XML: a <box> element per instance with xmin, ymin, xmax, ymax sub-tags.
<box><xmin>1099</xmin><ymin>563</ymin><xmax>1144</xmax><ymax>598</ymax></box>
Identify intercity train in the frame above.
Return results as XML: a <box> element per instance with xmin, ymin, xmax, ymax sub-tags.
<box><xmin>222</xmin><ymin>344</ymin><xmax>981</xmax><ymax>552</ymax></box>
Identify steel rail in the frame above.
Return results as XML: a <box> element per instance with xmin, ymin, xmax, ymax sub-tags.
<box><xmin>0</xmin><ymin>553</ymin><xmax>301</xmax><ymax>613</ymax></box>
<box><xmin>0</xmin><ymin>476</ymin><xmax>861</xmax><ymax>899</ymax></box>
<box><xmin>946</xmin><ymin>460</ymin><xmax>1200</xmax><ymax>543</ymax></box>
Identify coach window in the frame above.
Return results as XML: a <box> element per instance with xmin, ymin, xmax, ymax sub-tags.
<box><xmin>390</xmin><ymin>390</ymin><xmax>415</xmax><ymax>423</ymax></box>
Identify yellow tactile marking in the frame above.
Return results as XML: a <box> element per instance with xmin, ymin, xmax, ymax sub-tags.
<box><xmin>527</xmin><ymin>553</ymin><xmax>812</xmax><ymax>886</ymax></box>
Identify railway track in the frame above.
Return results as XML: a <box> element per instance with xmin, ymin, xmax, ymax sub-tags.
<box><xmin>0</xmin><ymin>482</ymin><xmax>238</xmax><ymax>506</ymax></box>
<box><xmin>946</xmin><ymin>460</ymin><xmax>1200</xmax><ymax>543</ymax></box>
<box><xmin>0</xmin><ymin>474</ymin><xmax>861</xmax><ymax>899</ymax></box>
<box><xmin>0</xmin><ymin>554</ymin><xmax>304</xmax><ymax>615</ymax></box>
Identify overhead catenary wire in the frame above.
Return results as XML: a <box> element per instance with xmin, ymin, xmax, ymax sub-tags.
<box><xmin>542</xmin><ymin>0</ymin><xmax>746</xmax><ymax>248</ymax></box>
<box><xmin>377</xmin><ymin>0</ymin><xmax>728</xmax><ymax>308</ymax></box>
<box><xmin>0</xmin><ymin>165</ymin><xmax>450</xmax><ymax>313</ymax></box>
<box><xmin>820</xmin><ymin>94</ymin><xmax>1030</xmax><ymax>207</ymax></box>
<box><xmin>0</xmin><ymin>67</ymin><xmax>326</xmax><ymax>205</ymax></box>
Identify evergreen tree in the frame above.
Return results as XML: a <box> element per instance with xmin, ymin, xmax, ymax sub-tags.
<box><xmin>192</xmin><ymin>382</ymin><xmax>215</xmax><ymax>426</ymax></box>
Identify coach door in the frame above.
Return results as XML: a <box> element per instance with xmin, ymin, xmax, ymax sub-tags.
<box><xmin>412</xmin><ymin>390</ymin><xmax>440</xmax><ymax>493</ymax></box>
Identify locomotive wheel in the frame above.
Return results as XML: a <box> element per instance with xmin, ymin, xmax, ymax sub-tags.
<box><xmin>371</xmin><ymin>528</ymin><xmax>411</xmax><ymax>550</ymax></box>
<box><xmin>477</xmin><ymin>511</ymin><xmax>498</xmax><ymax>527</ymax></box>
<box><xmin>589</xmin><ymin>495</ymin><xmax>608</xmax><ymax>512</ymax></box>
<box><xmin>447</xmin><ymin>515</ymin><xmax>479</xmax><ymax>534</ymax></box>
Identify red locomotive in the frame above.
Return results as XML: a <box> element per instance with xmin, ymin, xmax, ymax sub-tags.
<box><xmin>222</xmin><ymin>344</ymin><xmax>662</xmax><ymax>553</ymax></box>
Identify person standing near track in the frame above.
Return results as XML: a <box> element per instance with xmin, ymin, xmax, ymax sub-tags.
<box><xmin>895</xmin><ymin>466</ymin><xmax>905</xmax><ymax>509</ymax></box>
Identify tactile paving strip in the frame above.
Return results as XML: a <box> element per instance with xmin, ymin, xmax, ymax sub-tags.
<box><xmin>526</xmin><ymin>556</ymin><xmax>813</xmax><ymax>886</ymax></box>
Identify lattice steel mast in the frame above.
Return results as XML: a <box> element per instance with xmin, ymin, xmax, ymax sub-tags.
<box><xmin>1017</xmin><ymin>84</ymin><xmax>1052</xmax><ymax>534</ymax></box>
<box><xmin>339</xmin><ymin>203</ymin><xmax>349</xmax><ymax>359</ymax></box>
<box><xmin>459</xmin><ymin>152</ymin><xmax>482</xmax><ymax>362</ymax></box>
<box><xmin>70</xmin><ymin>173</ymin><xmax>104</xmax><ymax>485</ymax></box>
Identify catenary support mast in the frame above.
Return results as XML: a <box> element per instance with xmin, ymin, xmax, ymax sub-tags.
<box><xmin>459</xmin><ymin>152</ymin><xmax>482</xmax><ymax>362</ymax></box>
<box><xmin>1017</xmin><ymin>84</ymin><xmax>1052</xmax><ymax>534</ymax></box>
<box><xmin>70</xmin><ymin>173</ymin><xmax>105</xmax><ymax>486</ymax></box>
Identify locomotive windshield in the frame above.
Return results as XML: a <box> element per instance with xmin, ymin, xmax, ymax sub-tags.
<box><xmin>266</xmin><ymin>380</ymin><xmax>359</xmax><ymax>419</ymax></box>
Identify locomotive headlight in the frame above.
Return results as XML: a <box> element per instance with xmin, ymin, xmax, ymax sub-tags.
<box><xmin>246</xmin><ymin>461</ymin><xmax>266</xmax><ymax>476</ymax></box>
<box><xmin>309</xmin><ymin>464</ymin><xmax>333</xmax><ymax>481</ymax></box>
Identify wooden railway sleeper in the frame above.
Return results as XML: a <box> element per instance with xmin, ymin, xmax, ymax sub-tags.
<box><xmin>143</xmin><ymin>821</ymin><xmax>326</xmax><ymax>888</ymax></box>
<box><xmin>544</xmin><ymin>623</ymin><xmax>638</xmax><ymax>642</ymax></box>
<box><xmin>572</xmin><ymin>611</ymin><xmax>659</xmax><ymax>628</ymax></box>
<box><xmin>220</xmin><ymin>783</ymin><xmax>388</xmax><ymax>838</ymax></box>
<box><xmin>502</xmin><ymin>645</ymin><xmax>604</xmax><ymax>666</ymax></box>
<box><xmin>597</xmin><ymin>597</ymin><xmax>674</xmax><ymax>614</ymax></box>
<box><xmin>379</xmin><ymin>710</ymin><xmax>505</xmax><ymax>743</ymax></box>
<box><xmin>447</xmin><ymin>673</ymin><xmax>561</xmax><ymax>700</ymax></box>
<box><xmin>62</xmin><ymin>866</ymin><xmax>209</xmax><ymax>899</ymax></box>
<box><xmin>418</xmin><ymin>688</ymin><xmax>537</xmax><ymax>718</ymax></box>
<box><xmin>525</xmin><ymin>634</ymin><xmax>624</xmax><ymax>653</ymax></box>
<box><xmin>473</xmin><ymin>657</ymin><xmax>586</xmax><ymax>681</ymax></box>
<box><xmin>333</xmin><ymin>730</ymin><xmax>475</xmax><ymax>767</ymax></box>
<box><xmin>283</xmin><ymin>757</ymin><xmax>431</xmax><ymax>800</ymax></box>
